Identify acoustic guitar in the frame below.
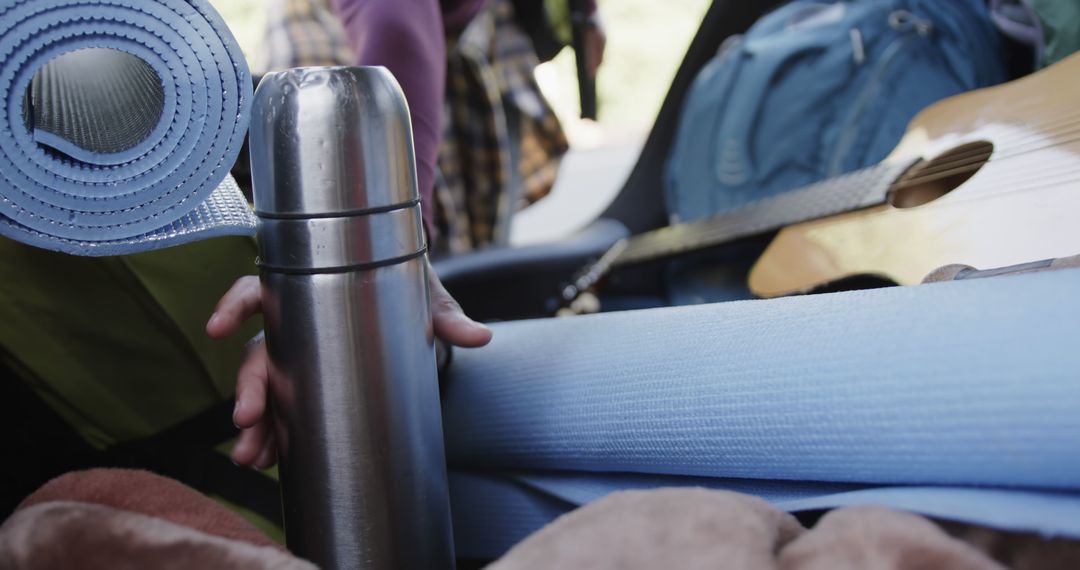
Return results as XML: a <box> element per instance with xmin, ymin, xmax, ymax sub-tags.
<box><xmin>558</xmin><ymin>51</ymin><xmax>1080</xmax><ymax>310</ymax></box>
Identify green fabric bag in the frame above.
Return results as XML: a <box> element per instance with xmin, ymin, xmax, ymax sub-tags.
<box><xmin>0</xmin><ymin>236</ymin><xmax>282</xmax><ymax>538</ymax></box>
<box><xmin>0</xmin><ymin>236</ymin><xmax>261</xmax><ymax>449</ymax></box>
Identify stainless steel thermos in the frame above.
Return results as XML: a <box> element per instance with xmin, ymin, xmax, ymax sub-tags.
<box><xmin>248</xmin><ymin>66</ymin><xmax>455</xmax><ymax>569</ymax></box>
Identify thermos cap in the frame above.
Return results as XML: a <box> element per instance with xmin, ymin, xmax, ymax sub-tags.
<box><xmin>249</xmin><ymin>66</ymin><xmax>426</xmax><ymax>273</ymax></box>
<box><xmin>249</xmin><ymin>66</ymin><xmax>419</xmax><ymax>217</ymax></box>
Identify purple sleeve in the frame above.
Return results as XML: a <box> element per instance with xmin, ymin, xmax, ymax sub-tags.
<box><xmin>441</xmin><ymin>0</ymin><xmax>484</xmax><ymax>33</ymax></box>
<box><xmin>330</xmin><ymin>0</ymin><xmax>445</xmax><ymax>240</ymax></box>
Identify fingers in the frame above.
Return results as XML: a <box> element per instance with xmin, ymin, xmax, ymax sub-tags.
<box><xmin>233</xmin><ymin>338</ymin><xmax>269</xmax><ymax>429</ymax></box>
<box><xmin>252</xmin><ymin>430</ymin><xmax>278</xmax><ymax>470</ymax></box>
<box><xmin>429</xmin><ymin>266</ymin><xmax>492</xmax><ymax>348</ymax></box>
<box><xmin>231</xmin><ymin>412</ymin><xmax>273</xmax><ymax>467</ymax></box>
<box><xmin>222</xmin><ymin>266</ymin><xmax>484</xmax><ymax>472</ymax></box>
<box><xmin>234</xmin><ymin>346</ymin><xmax>267</xmax><ymax>430</ymax></box>
<box><xmin>209</xmin><ymin>276</ymin><xmax>273</xmax><ymax>467</ymax></box>
<box><xmin>206</xmin><ymin>276</ymin><xmax>262</xmax><ymax>339</ymax></box>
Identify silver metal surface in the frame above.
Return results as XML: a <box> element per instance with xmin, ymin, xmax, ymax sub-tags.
<box><xmin>251</xmin><ymin>67</ymin><xmax>454</xmax><ymax>569</ymax></box>
<box><xmin>249</xmin><ymin>66</ymin><xmax>418</xmax><ymax>216</ymax></box>
<box><xmin>257</xmin><ymin>204</ymin><xmax>424</xmax><ymax>271</ymax></box>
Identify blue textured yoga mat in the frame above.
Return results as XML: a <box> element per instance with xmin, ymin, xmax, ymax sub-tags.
<box><xmin>443</xmin><ymin>269</ymin><xmax>1080</xmax><ymax>558</ymax></box>
<box><xmin>448</xmin><ymin>472</ymin><xmax>1080</xmax><ymax>559</ymax></box>
<box><xmin>0</xmin><ymin>0</ymin><xmax>255</xmax><ymax>256</ymax></box>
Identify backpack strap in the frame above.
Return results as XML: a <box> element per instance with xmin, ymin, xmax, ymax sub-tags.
<box><xmin>103</xmin><ymin>399</ymin><xmax>284</xmax><ymax>526</ymax></box>
<box><xmin>0</xmin><ymin>356</ymin><xmax>282</xmax><ymax>527</ymax></box>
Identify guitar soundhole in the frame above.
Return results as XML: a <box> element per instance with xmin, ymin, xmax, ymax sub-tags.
<box><xmin>889</xmin><ymin>141</ymin><xmax>993</xmax><ymax>208</ymax></box>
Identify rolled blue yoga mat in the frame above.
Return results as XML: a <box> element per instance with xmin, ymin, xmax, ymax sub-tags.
<box><xmin>0</xmin><ymin>0</ymin><xmax>255</xmax><ymax>255</ymax></box>
<box><xmin>448</xmin><ymin>472</ymin><xmax>1080</xmax><ymax>558</ymax></box>
<box><xmin>443</xmin><ymin>269</ymin><xmax>1080</xmax><ymax>557</ymax></box>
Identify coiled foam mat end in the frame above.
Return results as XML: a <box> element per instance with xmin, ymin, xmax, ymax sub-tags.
<box><xmin>0</xmin><ymin>0</ymin><xmax>255</xmax><ymax>256</ymax></box>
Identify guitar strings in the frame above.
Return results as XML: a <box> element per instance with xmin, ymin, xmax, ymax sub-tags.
<box><xmin>895</xmin><ymin>146</ymin><xmax>993</xmax><ymax>187</ymax></box>
<box><xmin>622</xmin><ymin>189</ymin><xmax>871</xmax><ymax>263</ymax></box>
<box><xmin>897</xmin><ymin>126</ymin><xmax>1080</xmax><ymax>200</ymax></box>
<box><xmin>897</xmin><ymin>123</ymin><xmax>1080</xmax><ymax>188</ymax></box>
<box><xmin>622</xmin><ymin>164</ymin><xmax>913</xmax><ymax>263</ymax></box>
<box><xmin>990</xmin><ymin>133</ymin><xmax>1080</xmax><ymax>162</ymax></box>
<box><xmin>966</xmin><ymin>111</ymin><xmax>1080</xmax><ymax>154</ymax></box>
<box><xmin>938</xmin><ymin>162</ymin><xmax>1080</xmax><ymax>204</ymax></box>
<box><xmin>621</xmin><ymin>161</ymin><xmax>1080</xmax><ymax>266</ymax></box>
<box><xmin>618</xmin><ymin>110</ymin><xmax>1080</xmax><ymax>266</ymax></box>
<box><xmin>901</xmin><ymin>105</ymin><xmax>1080</xmax><ymax>169</ymax></box>
<box><xmin>909</xmin><ymin>116</ymin><xmax>1080</xmax><ymax>172</ymax></box>
<box><xmin>624</xmin><ymin>151</ymin><xmax>1080</xmax><ymax>265</ymax></box>
<box><xmin>630</xmin><ymin>132</ymin><xmax>1080</xmax><ymax>262</ymax></box>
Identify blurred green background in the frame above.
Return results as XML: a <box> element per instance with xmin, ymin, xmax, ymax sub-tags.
<box><xmin>207</xmin><ymin>0</ymin><xmax>710</xmax><ymax>142</ymax></box>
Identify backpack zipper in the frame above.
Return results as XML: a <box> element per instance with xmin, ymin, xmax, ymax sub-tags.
<box><xmin>827</xmin><ymin>10</ymin><xmax>933</xmax><ymax>177</ymax></box>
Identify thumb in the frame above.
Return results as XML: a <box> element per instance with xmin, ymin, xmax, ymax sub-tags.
<box><xmin>428</xmin><ymin>265</ymin><xmax>492</xmax><ymax>348</ymax></box>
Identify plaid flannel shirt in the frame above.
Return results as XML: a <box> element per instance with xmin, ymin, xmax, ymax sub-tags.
<box><xmin>258</xmin><ymin>0</ymin><xmax>569</xmax><ymax>255</ymax></box>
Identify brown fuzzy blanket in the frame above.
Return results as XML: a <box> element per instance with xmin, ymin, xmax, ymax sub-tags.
<box><xmin>490</xmin><ymin>488</ymin><xmax>1080</xmax><ymax>570</ymax></box>
<box><xmin>3</xmin><ymin>470</ymin><xmax>1078</xmax><ymax>569</ymax></box>
<box><xmin>0</xmin><ymin>469</ymin><xmax>312</xmax><ymax>570</ymax></box>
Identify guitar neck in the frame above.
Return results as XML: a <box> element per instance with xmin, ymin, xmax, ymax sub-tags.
<box><xmin>614</xmin><ymin>160</ymin><xmax>916</xmax><ymax>268</ymax></box>
<box><xmin>558</xmin><ymin>159</ymin><xmax>916</xmax><ymax>308</ymax></box>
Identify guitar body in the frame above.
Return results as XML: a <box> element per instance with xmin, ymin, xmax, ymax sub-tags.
<box><xmin>749</xmin><ymin>53</ymin><xmax>1080</xmax><ymax>298</ymax></box>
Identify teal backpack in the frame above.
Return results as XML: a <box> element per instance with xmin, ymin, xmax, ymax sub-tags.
<box><xmin>665</xmin><ymin>0</ymin><xmax>1008</xmax><ymax>224</ymax></box>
